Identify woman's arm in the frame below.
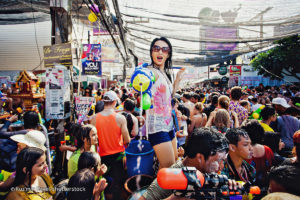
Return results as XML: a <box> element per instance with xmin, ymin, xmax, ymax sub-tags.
<box><xmin>172</xmin><ymin>68</ymin><xmax>185</xmax><ymax>95</ymax></box>
<box><xmin>205</xmin><ymin>111</ymin><xmax>215</xmax><ymax>127</ymax></box>
<box><xmin>231</xmin><ymin>111</ymin><xmax>239</xmax><ymax>128</ymax></box>
<box><xmin>188</xmin><ymin>116</ymin><xmax>196</xmax><ymax>134</ymax></box>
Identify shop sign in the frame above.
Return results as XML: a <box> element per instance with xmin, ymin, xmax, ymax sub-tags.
<box><xmin>218</xmin><ymin>66</ymin><xmax>228</xmax><ymax>75</ymax></box>
<box><xmin>229</xmin><ymin>65</ymin><xmax>241</xmax><ymax>76</ymax></box>
<box><xmin>43</xmin><ymin>43</ymin><xmax>72</xmax><ymax>68</ymax></box>
<box><xmin>82</xmin><ymin>44</ymin><xmax>102</xmax><ymax>75</ymax></box>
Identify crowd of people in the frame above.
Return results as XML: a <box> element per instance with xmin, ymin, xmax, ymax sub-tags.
<box><xmin>0</xmin><ymin>37</ymin><xmax>299</xmax><ymax>200</ymax></box>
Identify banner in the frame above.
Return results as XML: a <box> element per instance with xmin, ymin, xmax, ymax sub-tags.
<box><xmin>82</xmin><ymin>44</ymin><xmax>102</xmax><ymax>75</ymax></box>
<box><xmin>45</xmin><ymin>68</ymin><xmax>70</xmax><ymax>119</ymax></box>
<box><xmin>205</xmin><ymin>27</ymin><xmax>237</xmax><ymax>51</ymax></box>
<box><xmin>43</xmin><ymin>43</ymin><xmax>72</xmax><ymax>68</ymax></box>
<box><xmin>229</xmin><ymin>65</ymin><xmax>241</xmax><ymax>76</ymax></box>
<box><xmin>75</xmin><ymin>96</ymin><xmax>94</xmax><ymax>124</ymax></box>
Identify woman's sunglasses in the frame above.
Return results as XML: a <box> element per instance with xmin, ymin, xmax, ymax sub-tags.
<box><xmin>152</xmin><ymin>45</ymin><xmax>170</xmax><ymax>53</ymax></box>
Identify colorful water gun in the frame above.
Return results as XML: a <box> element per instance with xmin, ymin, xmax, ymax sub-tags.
<box><xmin>157</xmin><ymin>167</ymin><xmax>261</xmax><ymax>200</ymax></box>
<box><xmin>130</xmin><ymin>63</ymin><xmax>155</xmax><ymax>110</ymax></box>
<box><xmin>250</xmin><ymin>105</ymin><xmax>265</xmax><ymax>120</ymax></box>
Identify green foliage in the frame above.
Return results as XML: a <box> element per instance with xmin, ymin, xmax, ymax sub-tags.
<box><xmin>250</xmin><ymin>35</ymin><xmax>300</xmax><ymax>81</ymax></box>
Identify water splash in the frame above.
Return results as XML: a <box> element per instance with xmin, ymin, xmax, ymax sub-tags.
<box><xmin>134</xmin><ymin>156</ymin><xmax>141</xmax><ymax>174</ymax></box>
<box><xmin>135</xmin><ymin>174</ymin><xmax>142</xmax><ymax>191</ymax></box>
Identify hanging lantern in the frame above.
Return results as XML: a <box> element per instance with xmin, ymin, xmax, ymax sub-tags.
<box><xmin>88</xmin><ymin>12</ymin><xmax>97</xmax><ymax>23</ymax></box>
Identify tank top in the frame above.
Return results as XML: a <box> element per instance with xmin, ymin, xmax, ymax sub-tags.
<box><xmin>95</xmin><ymin>112</ymin><xmax>125</xmax><ymax>156</ymax></box>
<box><xmin>147</xmin><ymin>68</ymin><xmax>173</xmax><ymax>134</ymax></box>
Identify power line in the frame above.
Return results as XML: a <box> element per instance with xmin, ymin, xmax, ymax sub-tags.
<box><xmin>31</xmin><ymin>0</ymin><xmax>42</xmax><ymax>70</ymax></box>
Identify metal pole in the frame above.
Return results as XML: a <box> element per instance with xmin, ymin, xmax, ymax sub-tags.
<box><xmin>40</xmin><ymin>124</ymin><xmax>52</xmax><ymax>175</ymax></box>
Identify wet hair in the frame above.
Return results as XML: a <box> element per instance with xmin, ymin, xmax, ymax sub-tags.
<box><xmin>97</xmin><ymin>89</ymin><xmax>102</xmax><ymax>96</ymax></box>
<box><xmin>95</xmin><ymin>101</ymin><xmax>104</xmax><ymax>113</ymax></box>
<box><xmin>264</xmin><ymin>131</ymin><xmax>281</xmax><ymax>153</ymax></box>
<box><xmin>14</xmin><ymin>147</ymin><xmax>45</xmax><ymax>187</ymax></box>
<box><xmin>240</xmin><ymin>100</ymin><xmax>249</xmax><ymax>108</ymax></box>
<box><xmin>67</xmin><ymin>169</ymin><xmax>95</xmax><ymax>200</ymax></box>
<box><xmin>261</xmin><ymin>106</ymin><xmax>276</xmax><ymax>121</ymax></box>
<box><xmin>178</xmin><ymin>103</ymin><xmax>190</xmax><ymax>118</ymax></box>
<box><xmin>225</xmin><ymin>128</ymin><xmax>249</xmax><ymax>146</ymax></box>
<box><xmin>192</xmin><ymin>93</ymin><xmax>200</xmax><ymax>102</ymax></box>
<box><xmin>23</xmin><ymin>111</ymin><xmax>39</xmax><ymax>129</ymax></box>
<box><xmin>251</xmin><ymin>97</ymin><xmax>258</xmax><ymax>103</ymax></box>
<box><xmin>231</xmin><ymin>86</ymin><xmax>242</xmax><ymax>100</ymax></box>
<box><xmin>150</xmin><ymin>37</ymin><xmax>173</xmax><ymax>82</ymax></box>
<box><xmin>268</xmin><ymin>165</ymin><xmax>300</xmax><ymax>196</ymax></box>
<box><xmin>78</xmin><ymin>152</ymin><xmax>101</xmax><ymax>174</ymax></box>
<box><xmin>211</xmin><ymin>95</ymin><xmax>219</xmax><ymax>106</ymax></box>
<box><xmin>185</xmin><ymin>127</ymin><xmax>228</xmax><ymax>160</ymax></box>
<box><xmin>182</xmin><ymin>92</ymin><xmax>191</xmax><ymax>100</ymax></box>
<box><xmin>194</xmin><ymin>102</ymin><xmax>204</xmax><ymax>112</ymax></box>
<box><xmin>218</xmin><ymin>95</ymin><xmax>230</xmax><ymax>110</ymax></box>
<box><xmin>241</xmin><ymin>119</ymin><xmax>264</xmax><ymax>145</ymax></box>
<box><xmin>124</xmin><ymin>99</ymin><xmax>135</xmax><ymax>112</ymax></box>
<box><xmin>75</xmin><ymin>125</ymin><xmax>96</xmax><ymax>149</ymax></box>
<box><xmin>214</xmin><ymin>109</ymin><xmax>230</xmax><ymax>128</ymax></box>
<box><xmin>171</xmin><ymin>97</ymin><xmax>179</xmax><ymax>107</ymax></box>
<box><xmin>69</xmin><ymin>123</ymin><xmax>81</xmax><ymax>139</ymax></box>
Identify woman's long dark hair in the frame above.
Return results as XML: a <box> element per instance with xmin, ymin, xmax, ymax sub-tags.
<box><xmin>78</xmin><ymin>152</ymin><xmax>100</xmax><ymax>174</ymax></box>
<box><xmin>150</xmin><ymin>37</ymin><xmax>173</xmax><ymax>83</ymax></box>
<box><xmin>74</xmin><ymin>126</ymin><xmax>92</xmax><ymax>149</ymax></box>
<box><xmin>13</xmin><ymin>147</ymin><xmax>45</xmax><ymax>188</ymax></box>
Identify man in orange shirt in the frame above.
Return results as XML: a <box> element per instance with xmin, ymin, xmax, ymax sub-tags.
<box><xmin>90</xmin><ymin>90</ymin><xmax>131</xmax><ymax>200</ymax></box>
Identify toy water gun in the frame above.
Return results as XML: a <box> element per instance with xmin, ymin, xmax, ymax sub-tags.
<box><xmin>250</xmin><ymin>105</ymin><xmax>265</xmax><ymax>120</ymax></box>
<box><xmin>157</xmin><ymin>167</ymin><xmax>260</xmax><ymax>200</ymax></box>
<box><xmin>130</xmin><ymin>63</ymin><xmax>155</xmax><ymax>110</ymax></box>
<box><xmin>0</xmin><ymin>170</ymin><xmax>12</xmax><ymax>182</ymax></box>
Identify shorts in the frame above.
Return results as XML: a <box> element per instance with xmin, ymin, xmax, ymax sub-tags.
<box><xmin>148</xmin><ymin>130</ymin><xmax>175</xmax><ymax>146</ymax></box>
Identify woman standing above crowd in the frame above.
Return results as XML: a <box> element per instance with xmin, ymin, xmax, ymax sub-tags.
<box><xmin>146</xmin><ymin>37</ymin><xmax>185</xmax><ymax>168</ymax></box>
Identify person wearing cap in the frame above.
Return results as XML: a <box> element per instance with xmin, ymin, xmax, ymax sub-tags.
<box><xmin>90</xmin><ymin>90</ymin><xmax>130</xmax><ymax>200</ymax></box>
<box><xmin>271</xmin><ymin>97</ymin><xmax>300</xmax><ymax>151</ymax></box>
<box><xmin>0</xmin><ymin>130</ymin><xmax>46</xmax><ymax>193</ymax></box>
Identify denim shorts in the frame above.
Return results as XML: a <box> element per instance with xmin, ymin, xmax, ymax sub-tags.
<box><xmin>148</xmin><ymin>130</ymin><xmax>175</xmax><ymax>146</ymax></box>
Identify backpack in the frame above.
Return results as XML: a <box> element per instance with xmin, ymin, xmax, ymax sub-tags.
<box><xmin>0</xmin><ymin>139</ymin><xmax>17</xmax><ymax>172</ymax></box>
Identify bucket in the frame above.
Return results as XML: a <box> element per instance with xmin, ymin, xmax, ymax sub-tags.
<box><xmin>125</xmin><ymin>140</ymin><xmax>154</xmax><ymax>177</ymax></box>
<box><xmin>127</xmin><ymin>186</ymin><xmax>148</xmax><ymax>200</ymax></box>
<box><xmin>124</xmin><ymin>174</ymin><xmax>153</xmax><ymax>194</ymax></box>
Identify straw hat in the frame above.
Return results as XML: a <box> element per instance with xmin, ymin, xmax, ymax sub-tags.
<box><xmin>10</xmin><ymin>130</ymin><xmax>47</xmax><ymax>151</ymax></box>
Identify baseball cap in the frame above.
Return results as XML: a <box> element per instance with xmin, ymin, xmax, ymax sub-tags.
<box><xmin>174</xmin><ymin>93</ymin><xmax>182</xmax><ymax>100</ymax></box>
<box><xmin>272</xmin><ymin>97</ymin><xmax>290</xmax><ymax>108</ymax></box>
<box><xmin>103</xmin><ymin>91</ymin><xmax>118</xmax><ymax>102</ymax></box>
<box><xmin>10</xmin><ymin>130</ymin><xmax>47</xmax><ymax>151</ymax></box>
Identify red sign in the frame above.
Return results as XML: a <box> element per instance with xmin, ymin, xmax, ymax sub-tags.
<box><xmin>229</xmin><ymin>65</ymin><xmax>241</xmax><ymax>76</ymax></box>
